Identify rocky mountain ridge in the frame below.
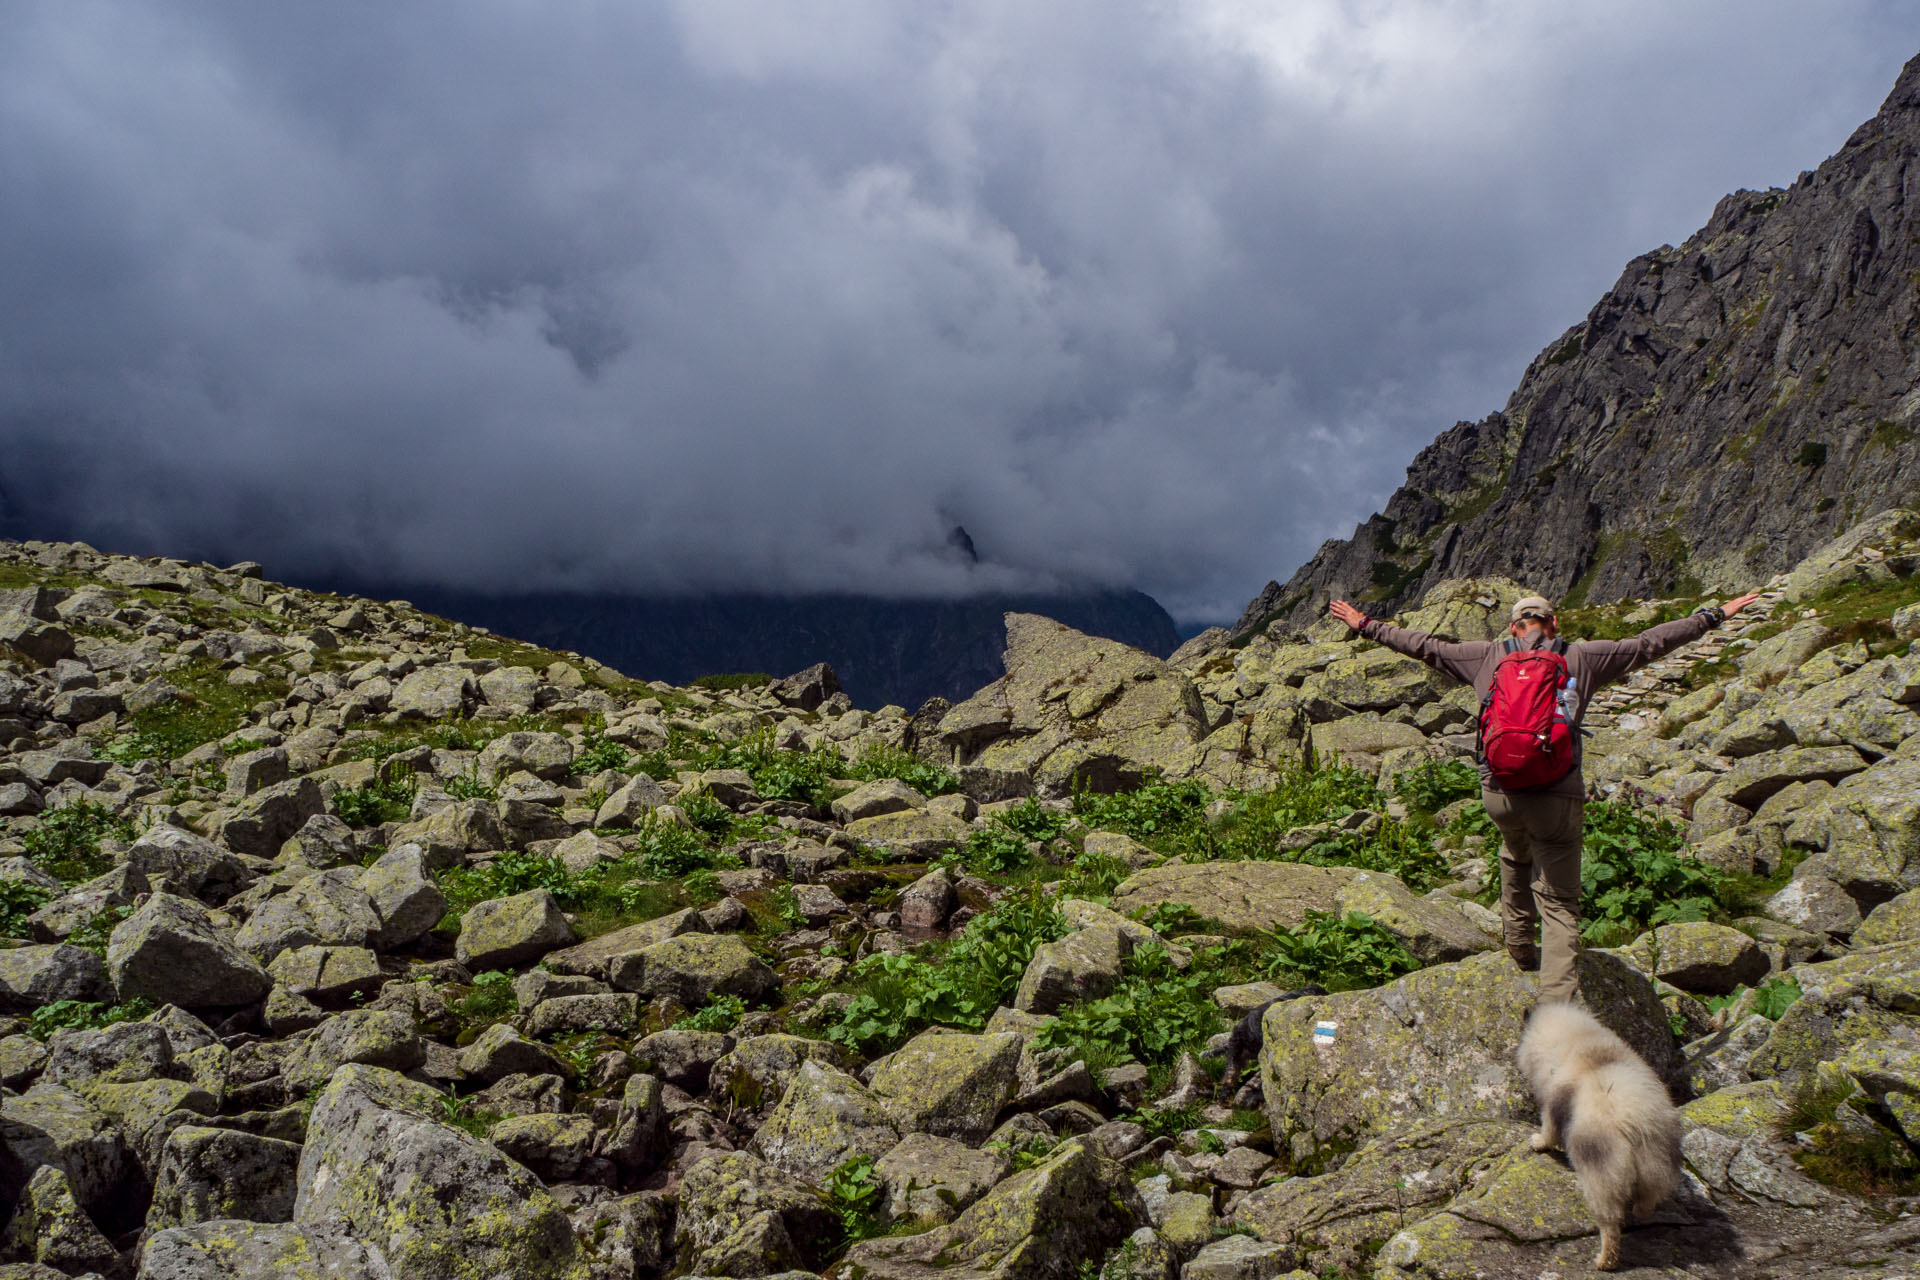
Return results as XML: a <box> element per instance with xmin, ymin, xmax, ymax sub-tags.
<box><xmin>0</xmin><ymin>513</ymin><xmax>1917</xmax><ymax>1279</ymax></box>
<box><xmin>333</xmin><ymin>584</ymin><xmax>1179</xmax><ymax>711</ymax></box>
<box><xmin>1233</xmin><ymin>50</ymin><xmax>1920</xmax><ymax>640</ymax></box>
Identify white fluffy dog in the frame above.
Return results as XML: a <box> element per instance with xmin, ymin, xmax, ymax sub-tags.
<box><xmin>1517</xmin><ymin>1003</ymin><xmax>1683</xmax><ymax>1270</ymax></box>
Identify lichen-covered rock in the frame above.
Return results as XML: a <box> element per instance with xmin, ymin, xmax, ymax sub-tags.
<box><xmin>842</xmin><ymin>808</ymin><xmax>974</xmax><ymax>860</ymax></box>
<box><xmin>570</xmin><ymin>1192</ymin><xmax>673</xmax><ymax>1280</ymax></box>
<box><xmin>126</xmin><ymin>825</ymin><xmax>255</xmax><ymax>903</ymax></box>
<box><xmin>1623</xmin><ymin>921</ymin><xmax>1770</xmax><ymax>995</ymax></box>
<box><xmin>1111</xmin><ymin>861</ymin><xmax>1490</xmax><ymax>962</ymax></box>
<box><xmin>1014</xmin><ymin>925</ymin><xmax>1130</xmax><ymax>1014</ymax></box>
<box><xmin>43</xmin><ymin>1019</ymin><xmax>175</xmax><ymax>1088</ymax></box>
<box><xmin>1855</xmin><ymin>887</ymin><xmax>1920</xmax><ymax>947</ymax></box>
<box><xmin>1308</xmin><ymin>715</ymin><xmax>1429</xmax><ymax>768</ymax></box>
<box><xmin>235</xmin><ymin>868</ymin><xmax>382</xmax><ymax>963</ymax></box>
<box><xmin>831</xmin><ymin>777</ymin><xmax>928</xmax><ymax>824</ymax></box>
<box><xmin>285</xmin><ymin>1010</ymin><xmax>426</xmax><ymax>1090</ymax></box>
<box><xmin>489</xmin><ymin>1112</ymin><xmax>613</xmax><ymax>1185</ymax></box>
<box><xmin>457</xmin><ymin>1023</ymin><xmax>566</xmax><ymax>1084</ymax></box>
<box><xmin>0</xmin><ymin>944</ymin><xmax>111</xmax><ymax>1013</ymax></box>
<box><xmin>1</xmin><ymin>1164</ymin><xmax>118</xmax><ymax>1275</ymax></box>
<box><xmin>1180</xmin><ymin>1235</ymin><xmax>1302</xmax><ymax>1280</ymax></box>
<box><xmin>1258</xmin><ymin>950</ymin><xmax>1675</xmax><ymax>1167</ymax></box>
<box><xmin>391</xmin><ymin>665</ymin><xmax>474</xmax><ymax>720</ymax></box>
<box><xmin>601</xmin><ymin>1073</ymin><xmax>668</xmax><ymax>1174</ymax></box>
<box><xmin>709</xmin><ymin>1033</ymin><xmax>859</xmax><ymax>1112</ymax></box>
<box><xmin>1763</xmin><ymin>872</ymin><xmax>1862</xmax><ymax>935</ymax></box>
<box><xmin>477</xmin><ymin>730</ymin><xmax>573</xmax><ymax>782</ymax></box>
<box><xmin>266</xmin><ymin>944</ymin><xmax>384</xmax><ymax>1002</ymax></box>
<box><xmin>295</xmin><ymin>1063</ymin><xmax>584</xmax><ymax>1279</ymax></box>
<box><xmin>841</xmin><ymin>1137</ymin><xmax>1141</xmax><ymax>1280</ymax></box>
<box><xmin>108</xmin><ymin>893</ymin><xmax>270</xmax><ymax>1008</ymax></box>
<box><xmin>219</xmin><ymin>777</ymin><xmax>327</xmax><ymax>858</ymax></box>
<box><xmin>356</xmin><ymin>844</ymin><xmax>448</xmax><ymax>950</ymax></box>
<box><xmin>608</xmin><ymin>933</ymin><xmax>777</xmax><ymax>1006</ymax></box>
<box><xmin>632</xmin><ymin>1028</ymin><xmax>734</xmax><ymax>1094</ymax></box>
<box><xmin>1748</xmin><ymin>941</ymin><xmax>1920</xmax><ymax>1083</ymax></box>
<box><xmin>676</xmin><ymin>1150</ymin><xmax>838</xmax><ymax>1275</ymax></box>
<box><xmin>543</xmin><ymin>907</ymin><xmax>708</xmax><ymax>980</ymax></box>
<box><xmin>873</xmin><ymin>1132</ymin><xmax>1010</xmax><ymax>1226</ymax></box>
<box><xmin>0</xmin><ymin>1082</ymin><xmax>130</xmax><ymax>1224</ymax></box>
<box><xmin>751</xmin><ymin>1060</ymin><xmax>901</xmax><ymax>1183</ymax></box>
<box><xmin>1234</xmin><ymin>1119</ymin><xmax>1525</xmax><ymax>1262</ymax></box>
<box><xmin>868</xmin><ymin>1029</ymin><xmax>1021</xmax><ymax>1145</ymax></box>
<box><xmin>594</xmin><ymin>774</ymin><xmax>668</xmax><ymax>829</ymax></box>
<box><xmin>523</xmin><ymin>992</ymin><xmax>640</xmax><ymax>1038</ymax></box>
<box><xmin>454</xmin><ymin>888</ymin><xmax>577</xmax><ymax>969</ymax></box>
<box><xmin>387</xmin><ymin>800</ymin><xmax>507</xmax><ymax>869</ymax></box>
<box><xmin>135</xmin><ymin>1220</ymin><xmax>392</xmax><ymax>1279</ymax></box>
<box><xmin>1706</xmin><ymin>744</ymin><xmax>1867</xmax><ymax>809</ymax></box>
<box><xmin>146</xmin><ymin>1126</ymin><xmax>301</xmax><ymax>1229</ymax></box>
<box><xmin>935</xmin><ymin>614</ymin><xmax>1209</xmax><ymax>798</ymax></box>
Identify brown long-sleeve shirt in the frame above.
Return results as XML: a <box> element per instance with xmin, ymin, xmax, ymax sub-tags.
<box><xmin>1358</xmin><ymin>611</ymin><xmax>1722</xmax><ymax>797</ymax></box>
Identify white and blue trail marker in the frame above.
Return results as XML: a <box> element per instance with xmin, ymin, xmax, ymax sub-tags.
<box><xmin>1312</xmin><ymin>1020</ymin><xmax>1338</xmax><ymax>1048</ymax></box>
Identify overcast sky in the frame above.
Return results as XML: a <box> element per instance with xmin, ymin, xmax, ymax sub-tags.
<box><xmin>2</xmin><ymin>3</ymin><xmax>1915</xmax><ymax>622</ymax></box>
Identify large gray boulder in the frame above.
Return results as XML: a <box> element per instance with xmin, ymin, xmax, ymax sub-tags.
<box><xmin>0</xmin><ymin>1082</ymin><xmax>130</xmax><ymax>1224</ymax></box>
<box><xmin>136</xmin><ymin>1220</ymin><xmax>392</xmax><ymax>1279</ymax></box>
<box><xmin>841</xmin><ymin>1138</ymin><xmax>1142</xmax><ymax>1280</ymax></box>
<box><xmin>108</xmin><ymin>894</ymin><xmax>270</xmax><ymax>1008</ymax></box>
<box><xmin>868</xmin><ymin>1029</ymin><xmax>1022</xmax><ymax>1145</ymax></box>
<box><xmin>0</xmin><ymin>945</ymin><xmax>111</xmax><ymax>1013</ymax></box>
<box><xmin>356</xmin><ymin>844</ymin><xmax>448</xmax><ymax>950</ymax></box>
<box><xmin>608</xmin><ymin>933</ymin><xmax>778</xmax><ymax>1006</ymax></box>
<box><xmin>1257</xmin><ymin>950</ymin><xmax>1676</xmax><ymax>1169</ymax></box>
<box><xmin>295</xmin><ymin>1063</ymin><xmax>584</xmax><ymax>1279</ymax></box>
<box><xmin>125</xmin><ymin>826</ymin><xmax>254</xmax><ymax>903</ymax></box>
<box><xmin>935</xmin><ymin>613</ymin><xmax>1210</xmax><ymax>797</ymax></box>
<box><xmin>234</xmin><ymin>868</ymin><xmax>380</xmax><ymax>962</ymax></box>
<box><xmin>454</xmin><ymin>888</ymin><xmax>577</xmax><ymax>969</ymax></box>
<box><xmin>751</xmin><ymin>1060</ymin><xmax>900</xmax><ymax>1183</ymax></box>
<box><xmin>391</xmin><ymin>666</ymin><xmax>474</xmax><ymax>720</ymax></box>
<box><xmin>146</xmin><ymin>1126</ymin><xmax>301</xmax><ymax>1230</ymax></box>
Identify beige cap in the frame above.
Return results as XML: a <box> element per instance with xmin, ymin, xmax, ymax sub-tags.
<box><xmin>1511</xmin><ymin>595</ymin><xmax>1555</xmax><ymax>622</ymax></box>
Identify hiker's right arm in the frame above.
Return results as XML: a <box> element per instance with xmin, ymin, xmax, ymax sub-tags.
<box><xmin>1360</xmin><ymin>619</ymin><xmax>1492</xmax><ymax>684</ymax></box>
<box><xmin>1328</xmin><ymin>601</ymin><xmax>1488</xmax><ymax>684</ymax></box>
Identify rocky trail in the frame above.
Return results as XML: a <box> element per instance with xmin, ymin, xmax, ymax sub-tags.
<box><xmin>0</xmin><ymin>513</ymin><xmax>1918</xmax><ymax>1279</ymax></box>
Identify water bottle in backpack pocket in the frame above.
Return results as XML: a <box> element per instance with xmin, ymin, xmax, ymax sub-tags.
<box><xmin>1479</xmin><ymin>640</ymin><xmax>1576</xmax><ymax>789</ymax></box>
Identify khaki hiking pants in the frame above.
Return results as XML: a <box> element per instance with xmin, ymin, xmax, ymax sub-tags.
<box><xmin>1483</xmin><ymin>789</ymin><xmax>1584</xmax><ymax>1004</ymax></box>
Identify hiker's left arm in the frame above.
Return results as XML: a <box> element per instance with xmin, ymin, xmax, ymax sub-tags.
<box><xmin>1576</xmin><ymin>591</ymin><xmax>1762</xmax><ymax>685</ymax></box>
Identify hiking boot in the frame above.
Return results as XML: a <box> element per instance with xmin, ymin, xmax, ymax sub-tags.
<box><xmin>1507</xmin><ymin>943</ymin><xmax>1541</xmax><ymax>972</ymax></box>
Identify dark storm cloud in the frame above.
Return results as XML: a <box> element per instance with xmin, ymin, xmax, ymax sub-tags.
<box><xmin>1</xmin><ymin>2</ymin><xmax>1914</xmax><ymax>619</ymax></box>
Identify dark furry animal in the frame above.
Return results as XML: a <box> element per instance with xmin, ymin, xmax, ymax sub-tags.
<box><xmin>1219</xmin><ymin>985</ymin><xmax>1326</xmax><ymax>1092</ymax></box>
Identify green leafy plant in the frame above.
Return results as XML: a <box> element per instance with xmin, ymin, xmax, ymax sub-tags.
<box><xmin>826</xmin><ymin>887</ymin><xmax>1065</xmax><ymax>1054</ymax></box>
<box><xmin>27</xmin><ymin>997</ymin><xmax>156</xmax><ymax>1040</ymax></box>
<box><xmin>635</xmin><ymin>813</ymin><xmax>718</xmax><ymax>879</ymax></box>
<box><xmin>771</xmin><ymin>884</ymin><xmax>806</xmax><ymax>930</ymax></box>
<box><xmin>23</xmin><ymin>800</ymin><xmax>135</xmax><ymax>882</ymax></box>
<box><xmin>437</xmin><ymin>1085</ymin><xmax>504</xmax><ymax>1139</ymax></box>
<box><xmin>0</xmin><ymin>880</ymin><xmax>54</xmax><ymax>938</ymax></box>
<box><xmin>962</xmin><ymin>823</ymin><xmax>1035</xmax><ymax>876</ymax></box>
<box><xmin>1393</xmin><ymin>759</ymin><xmax>1479</xmax><ymax>814</ymax></box>
<box><xmin>451</xmin><ymin>970</ymin><xmax>517</xmax><ymax>1027</ymax></box>
<box><xmin>825</xmin><ymin>1154</ymin><xmax>887</xmax><ymax>1242</ymax></box>
<box><xmin>674</xmin><ymin>994</ymin><xmax>747</xmax><ymax>1033</ymax></box>
<box><xmin>677</xmin><ymin>788</ymin><xmax>736</xmax><ymax>837</ymax></box>
<box><xmin>444</xmin><ymin>766</ymin><xmax>499</xmax><ymax>802</ymax></box>
<box><xmin>1264</xmin><ymin>910</ymin><xmax>1421</xmax><ymax>992</ymax></box>
<box><xmin>846</xmin><ymin>743</ymin><xmax>961</xmax><ymax>797</ymax></box>
<box><xmin>1074</xmin><ymin>775</ymin><xmax>1213</xmax><ymax>845</ymax></box>
<box><xmin>334</xmin><ymin>759</ymin><xmax>420</xmax><ymax>827</ymax></box>
<box><xmin>574</xmin><ymin>722</ymin><xmax>632</xmax><ymax>775</ymax></box>
<box><xmin>1752</xmin><ymin>977</ymin><xmax>1804</xmax><ymax>1020</ymax></box>
<box><xmin>64</xmin><ymin>905</ymin><xmax>134</xmax><ymax>955</ymax></box>
<box><xmin>1574</xmin><ymin>801</ymin><xmax>1727</xmax><ymax>944</ymax></box>
<box><xmin>1033</xmin><ymin>943</ymin><xmax>1223</xmax><ymax>1067</ymax></box>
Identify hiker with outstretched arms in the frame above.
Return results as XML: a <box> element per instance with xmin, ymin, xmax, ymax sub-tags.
<box><xmin>1327</xmin><ymin>590</ymin><xmax>1762</xmax><ymax>1004</ymax></box>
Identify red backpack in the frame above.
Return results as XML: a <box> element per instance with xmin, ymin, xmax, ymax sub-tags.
<box><xmin>1479</xmin><ymin>639</ymin><xmax>1576</xmax><ymax>790</ymax></box>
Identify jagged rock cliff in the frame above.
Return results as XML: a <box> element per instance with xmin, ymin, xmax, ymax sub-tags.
<box><xmin>1234</xmin><ymin>52</ymin><xmax>1920</xmax><ymax>639</ymax></box>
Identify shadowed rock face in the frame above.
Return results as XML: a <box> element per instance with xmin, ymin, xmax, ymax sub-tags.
<box><xmin>1235</xmin><ymin>51</ymin><xmax>1920</xmax><ymax>638</ymax></box>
